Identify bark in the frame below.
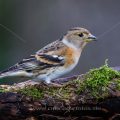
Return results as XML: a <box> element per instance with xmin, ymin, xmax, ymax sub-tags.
<box><xmin>0</xmin><ymin>69</ymin><xmax>120</xmax><ymax>120</ymax></box>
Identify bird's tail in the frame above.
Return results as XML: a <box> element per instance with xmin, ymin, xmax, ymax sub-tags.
<box><xmin>0</xmin><ymin>73</ymin><xmax>6</xmax><ymax>79</ymax></box>
<box><xmin>0</xmin><ymin>71</ymin><xmax>11</xmax><ymax>79</ymax></box>
<box><xmin>0</xmin><ymin>69</ymin><xmax>21</xmax><ymax>79</ymax></box>
<box><xmin>0</xmin><ymin>69</ymin><xmax>32</xmax><ymax>79</ymax></box>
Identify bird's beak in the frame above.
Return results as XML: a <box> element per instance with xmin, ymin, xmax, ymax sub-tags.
<box><xmin>84</xmin><ymin>34</ymin><xmax>97</xmax><ymax>42</ymax></box>
<box><xmin>87</xmin><ymin>34</ymin><xmax>97</xmax><ymax>41</ymax></box>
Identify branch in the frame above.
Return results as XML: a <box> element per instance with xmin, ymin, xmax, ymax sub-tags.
<box><xmin>0</xmin><ymin>65</ymin><xmax>120</xmax><ymax>120</ymax></box>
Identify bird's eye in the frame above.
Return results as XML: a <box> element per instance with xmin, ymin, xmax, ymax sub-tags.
<box><xmin>78</xmin><ymin>33</ymin><xmax>84</xmax><ymax>37</ymax></box>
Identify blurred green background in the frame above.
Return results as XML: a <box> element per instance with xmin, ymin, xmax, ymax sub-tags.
<box><xmin>0</xmin><ymin>0</ymin><xmax>120</xmax><ymax>84</ymax></box>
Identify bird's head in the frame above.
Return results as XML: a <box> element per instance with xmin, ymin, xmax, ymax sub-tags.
<box><xmin>62</xmin><ymin>27</ymin><xmax>96</xmax><ymax>50</ymax></box>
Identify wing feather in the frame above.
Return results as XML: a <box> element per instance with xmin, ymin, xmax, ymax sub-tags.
<box><xmin>1</xmin><ymin>55</ymin><xmax>64</xmax><ymax>75</ymax></box>
<box><xmin>1</xmin><ymin>40</ymin><xmax>66</xmax><ymax>76</ymax></box>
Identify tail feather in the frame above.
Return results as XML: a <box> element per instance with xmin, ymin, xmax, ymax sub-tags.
<box><xmin>0</xmin><ymin>71</ymin><xmax>13</xmax><ymax>79</ymax></box>
<box><xmin>0</xmin><ymin>72</ymin><xmax>8</xmax><ymax>79</ymax></box>
<box><xmin>0</xmin><ymin>62</ymin><xmax>34</xmax><ymax>79</ymax></box>
<box><xmin>0</xmin><ymin>70</ymin><xmax>33</xmax><ymax>79</ymax></box>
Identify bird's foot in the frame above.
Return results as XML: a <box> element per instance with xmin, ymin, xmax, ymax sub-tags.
<box><xmin>39</xmin><ymin>81</ymin><xmax>63</xmax><ymax>88</ymax></box>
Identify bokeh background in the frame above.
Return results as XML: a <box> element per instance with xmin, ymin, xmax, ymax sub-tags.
<box><xmin>0</xmin><ymin>0</ymin><xmax>120</xmax><ymax>84</ymax></box>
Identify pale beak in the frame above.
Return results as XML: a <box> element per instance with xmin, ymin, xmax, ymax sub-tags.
<box><xmin>88</xmin><ymin>34</ymin><xmax>97</xmax><ymax>41</ymax></box>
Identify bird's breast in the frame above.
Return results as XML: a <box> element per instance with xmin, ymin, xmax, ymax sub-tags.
<box><xmin>64</xmin><ymin>47</ymin><xmax>81</xmax><ymax>69</ymax></box>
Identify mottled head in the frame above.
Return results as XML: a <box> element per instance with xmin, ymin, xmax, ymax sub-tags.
<box><xmin>62</xmin><ymin>27</ymin><xmax>96</xmax><ymax>50</ymax></box>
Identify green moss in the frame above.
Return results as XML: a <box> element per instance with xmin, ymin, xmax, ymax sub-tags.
<box><xmin>114</xmin><ymin>79</ymin><xmax>120</xmax><ymax>90</ymax></box>
<box><xmin>0</xmin><ymin>88</ymin><xmax>5</xmax><ymax>93</ymax></box>
<box><xmin>76</xmin><ymin>63</ymin><xmax>120</xmax><ymax>99</ymax></box>
<box><xmin>19</xmin><ymin>85</ymin><xmax>72</xmax><ymax>100</ymax></box>
<box><xmin>44</xmin><ymin>85</ymin><xmax>72</xmax><ymax>100</ymax></box>
<box><xmin>19</xmin><ymin>86</ymin><xmax>44</xmax><ymax>99</ymax></box>
<box><xmin>18</xmin><ymin>61</ymin><xmax>120</xmax><ymax>101</ymax></box>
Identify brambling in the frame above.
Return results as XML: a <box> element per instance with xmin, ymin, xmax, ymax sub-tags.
<box><xmin>0</xmin><ymin>27</ymin><xmax>96</xmax><ymax>84</ymax></box>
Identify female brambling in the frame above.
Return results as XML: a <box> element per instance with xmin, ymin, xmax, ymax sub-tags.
<box><xmin>0</xmin><ymin>27</ymin><xmax>96</xmax><ymax>84</ymax></box>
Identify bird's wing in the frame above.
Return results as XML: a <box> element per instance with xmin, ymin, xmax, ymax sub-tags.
<box><xmin>1</xmin><ymin>40</ymin><xmax>66</xmax><ymax>76</ymax></box>
<box><xmin>36</xmin><ymin>40</ymin><xmax>65</xmax><ymax>54</ymax></box>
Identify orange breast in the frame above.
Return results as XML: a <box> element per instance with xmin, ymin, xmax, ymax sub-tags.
<box><xmin>53</xmin><ymin>46</ymin><xmax>80</xmax><ymax>68</ymax></box>
<box><xmin>64</xmin><ymin>47</ymin><xmax>75</xmax><ymax>68</ymax></box>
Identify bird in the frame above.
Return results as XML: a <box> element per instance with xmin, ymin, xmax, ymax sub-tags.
<box><xmin>0</xmin><ymin>27</ymin><xmax>96</xmax><ymax>85</ymax></box>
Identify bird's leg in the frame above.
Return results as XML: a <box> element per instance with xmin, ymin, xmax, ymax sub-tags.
<box><xmin>45</xmin><ymin>79</ymin><xmax>64</xmax><ymax>87</ymax></box>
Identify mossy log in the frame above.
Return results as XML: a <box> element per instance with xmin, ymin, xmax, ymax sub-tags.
<box><xmin>0</xmin><ymin>65</ymin><xmax>120</xmax><ymax>120</ymax></box>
